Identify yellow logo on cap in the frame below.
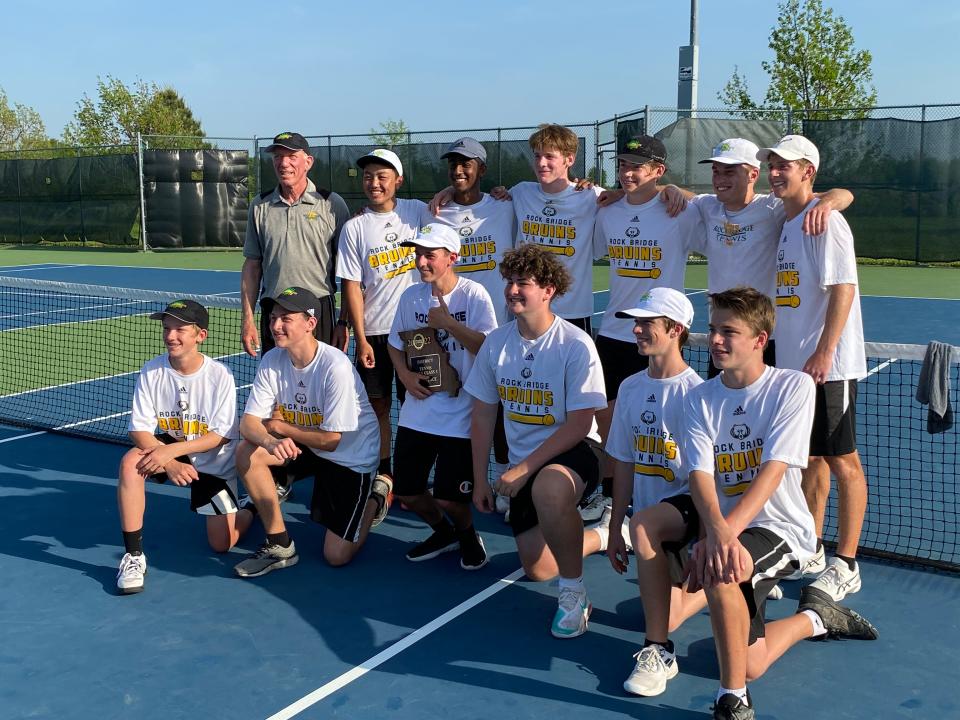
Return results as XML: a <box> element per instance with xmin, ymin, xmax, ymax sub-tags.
<box><xmin>638</xmin><ymin>291</ymin><xmax>652</xmax><ymax>303</ymax></box>
<box><xmin>422</xmin><ymin>226</ymin><xmax>432</xmax><ymax>234</ymax></box>
<box><xmin>280</xmin><ymin>288</ymin><xmax>298</xmax><ymax>296</ymax></box>
<box><xmin>277</xmin><ymin>133</ymin><xmax>292</xmax><ymax>140</ymax></box>
<box><xmin>169</xmin><ymin>301</ymin><xmax>187</xmax><ymax>309</ymax></box>
<box><xmin>719</xmin><ymin>142</ymin><xmax>731</xmax><ymax>151</ymax></box>
<box><xmin>626</xmin><ymin>140</ymin><xmax>641</xmax><ymax>150</ymax></box>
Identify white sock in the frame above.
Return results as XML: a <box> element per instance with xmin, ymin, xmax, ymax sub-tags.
<box><xmin>801</xmin><ymin>608</ymin><xmax>828</xmax><ymax>637</ymax></box>
<box><xmin>558</xmin><ymin>575</ymin><xmax>584</xmax><ymax>593</ymax></box>
<box><xmin>592</xmin><ymin>526</ymin><xmax>609</xmax><ymax>553</ymax></box>
<box><xmin>718</xmin><ymin>686</ymin><xmax>749</xmax><ymax>705</ymax></box>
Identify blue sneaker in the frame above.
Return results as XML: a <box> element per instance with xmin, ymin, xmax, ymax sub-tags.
<box><xmin>551</xmin><ymin>586</ymin><xmax>591</xmax><ymax>638</ymax></box>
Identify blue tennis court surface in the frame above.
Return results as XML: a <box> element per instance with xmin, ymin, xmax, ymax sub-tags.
<box><xmin>2</xmin><ymin>263</ymin><xmax>959</xmax><ymax>719</ymax></box>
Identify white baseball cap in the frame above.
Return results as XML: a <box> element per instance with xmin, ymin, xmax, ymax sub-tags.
<box><xmin>357</xmin><ymin>148</ymin><xmax>404</xmax><ymax>176</ymax></box>
<box><xmin>615</xmin><ymin>287</ymin><xmax>694</xmax><ymax>329</ymax></box>
<box><xmin>699</xmin><ymin>138</ymin><xmax>761</xmax><ymax>168</ymax></box>
<box><xmin>401</xmin><ymin>223</ymin><xmax>461</xmax><ymax>254</ymax></box>
<box><xmin>757</xmin><ymin>134</ymin><xmax>820</xmax><ymax>171</ymax></box>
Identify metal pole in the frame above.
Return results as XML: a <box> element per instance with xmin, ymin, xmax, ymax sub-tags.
<box><xmin>15</xmin><ymin>149</ymin><xmax>23</xmax><ymax>245</ymax></box>
<box><xmin>137</xmin><ymin>132</ymin><xmax>148</xmax><ymax>252</ymax></box>
<box><xmin>915</xmin><ymin>105</ymin><xmax>926</xmax><ymax>265</ymax></box>
<box><xmin>594</xmin><ymin>120</ymin><xmax>601</xmax><ymax>185</ymax></box>
<box><xmin>497</xmin><ymin>128</ymin><xmax>502</xmax><ymax>187</ymax></box>
<box><xmin>253</xmin><ymin>135</ymin><xmax>260</xmax><ymax>195</ymax></box>
<box><xmin>77</xmin><ymin>146</ymin><xmax>86</xmax><ymax>245</ymax></box>
<box><xmin>327</xmin><ymin>135</ymin><xmax>333</xmax><ymax>192</ymax></box>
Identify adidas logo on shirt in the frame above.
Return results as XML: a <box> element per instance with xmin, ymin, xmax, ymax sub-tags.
<box><xmin>631</xmin><ymin>216</ymin><xmax>640</xmax><ymax>223</ymax></box>
<box><xmin>385</xmin><ymin>222</ymin><xmax>393</xmax><ymax>228</ymax></box>
<box><xmin>298</xmin><ymin>381</ymin><xmax>306</xmax><ymax>388</ymax></box>
<box><xmin>733</xmin><ymin>405</ymin><xmax>746</xmax><ymax>416</ymax></box>
<box><xmin>179</xmin><ymin>386</ymin><xmax>187</xmax><ymax>392</ymax></box>
<box><xmin>462</xmin><ymin>216</ymin><xmax>472</xmax><ymax>224</ymax></box>
<box><xmin>646</xmin><ymin>394</ymin><xmax>656</xmax><ymax>402</ymax></box>
<box><xmin>524</xmin><ymin>352</ymin><xmax>535</xmax><ymax>361</ymax></box>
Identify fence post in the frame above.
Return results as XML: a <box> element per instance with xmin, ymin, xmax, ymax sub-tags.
<box><xmin>497</xmin><ymin>128</ymin><xmax>502</xmax><ymax>186</ymax></box>
<box><xmin>786</xmin><ymin>108</ymin><xmax>793</xmax><ymax>135</ymax></box>
<box><xmin>593</xmin><ymin>120</ymin><xmax>600</xmax><ymax>184</ymax></box>
<box><xmin>77</xmin><ymin>146</ymin><xmax>86</xmax><ymax>246</ymax></box>
<box><xmin>915</xmin><ymin>105</ymin><xmax>927</xmax><ymax>265</ymax></box>
<box><xmin>644</xmin><ymin>105</ymin><xmax>650</xmax><ymax>135</ymax></box>
<box><xmin>253</xmin><ymin>135</ymin><xmax>260</xmax><ymax>195</ymax></box>
<box><xmin>327</xmin><ymin>135</ymin><xmax>333</xmax><ymax>192</ymax></box>
<box><xmin>137</xmin><ymin>132</ymin><xmax>148</xmax><ymax>252</ymax></box>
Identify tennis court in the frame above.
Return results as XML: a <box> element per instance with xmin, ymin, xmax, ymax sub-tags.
<box><xmin>1</xmin><ymin>260</ymin><xmax>958</xmax><ymax>719</ymax></box>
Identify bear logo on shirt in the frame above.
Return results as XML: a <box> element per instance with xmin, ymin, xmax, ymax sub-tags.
<box><xmin>730</xmin><ymin>424</ymin><xmax>751</xmax><ymax>440</ymax></box>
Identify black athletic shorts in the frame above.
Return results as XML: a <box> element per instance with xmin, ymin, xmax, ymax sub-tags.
<box><xmin>272</xmin><ymin>441</ymin><xmax>373</xmax><ymax>542</ymax></box>
<box><xmin>149</xmin><ymin>434</ymin><xmax>238</xmax><ymax>515</ymax></box>
<box><xmin>563</xmin><ymin>316</ymin><xmax>592</xmax><ymax>336</ymax></box>
<box><xmin>810</xmin><ymin>379</ymin><xmax>858</xmax><ymax>456</ymax></box>
<box><xmin>393</xmin><ymin>426</ymin><xmax>474</xmax><ymax>502</ymax></box>
<box><xmin>509</xmin><ymin>440</ymin><xmax>600</xmax><ymax>537</ymax></box>
<box><xmin>738</xmin><ymin>527</ymin><xmax>799</xmax><ymax>644</ymax></box>
<box><xmin>260</xmin><ymin>294</ymin><xmax>335</xmax><ymax>352</ymax></box>
<box><xmin>596</xmin><ymin>334</ymin><xmax>649</xmax><ymax>400</ymax></box>
<box><xmin>355</xmin><ymin>334</ymin><xmax>405</xmax><ymax>403</ymax></box>
<box><xmin>708</xmin><ymin>338</ymin><xmax>776</xmax><ymax>379</ymax></box>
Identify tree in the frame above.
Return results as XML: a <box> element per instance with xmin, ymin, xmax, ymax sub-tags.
<box><xmin>62</xmin><ymin>76</ymin><xmax>205</xmax><ymax>148</ymax></box>
<box><xmin>0</xmin><ymin>87</ymin><xmax>49</xmax><ymax>150</ymax></box>
<box><xmin>717</xmin><ymin>66</ymin><xmax>760</xmax><ymax>118</ymax></box>
<box><xmin>718</xmin><ymin>0</ymin><xmax>876</xmax><ymax>119</ymax></box>
<box><xmin>369</xmin><ymin>119</ymin><xmax>409</xmax><ymax>148</ymax></box>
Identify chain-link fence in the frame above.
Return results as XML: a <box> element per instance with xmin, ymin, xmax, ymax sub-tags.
<box><xmin>1</xmin><ymin>106</ymin><xmax>958</xmax><ymax>261</ymax></box>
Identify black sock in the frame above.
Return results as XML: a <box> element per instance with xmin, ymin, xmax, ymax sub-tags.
<box><xmin>431</xmin><ymin>517</ymin><xmax>455</xmax><ymax>535</ymax></box>
<box><xmin>836</xmin><ymin>554</ymin><xmax>857</xmax><ymax>571</ymax></box>
<box><xmin>644</xmin><ymin>638</ymin><xmax>674</xmax><ymax>655</ymax></box>
<box><xmin>267</xmin><ymin>531</ymin><xmax>291</xmax><ymax>548</ymax></box>
<box><xmin>377</xmin><ymin>457</ymin><xmax>392</xmax><ymax>477</ymax></box>
<box><xmin>455</xmin><ymin>523</ymin><xmax>476</xmax><ymax>541</ymax></box>
<box><xmin>122</xmin><ymin>529</ymin><xmax>143</xmax><ymax>556</ymax></box>
<box><xmin>601</xmin><ymin>476</ymin><xmax>613</xmax><ymax>498</ymax></box>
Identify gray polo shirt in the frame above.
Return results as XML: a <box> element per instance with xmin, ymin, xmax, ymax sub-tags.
<box><xmin>244</xmin><ymin>179</ymin><xmax>350</xmax><ymax>300</ymax></box>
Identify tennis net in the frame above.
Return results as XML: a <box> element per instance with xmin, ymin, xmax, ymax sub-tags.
<box><xmin>0</xmin><ymin>276</ymin><xmax>957</xmax><ymax>571</ymax></box>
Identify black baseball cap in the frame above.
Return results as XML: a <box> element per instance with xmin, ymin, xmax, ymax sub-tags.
<box><xmin>149</xmin><ymin>299</ymin><xmax>209</xmax><ymax>329</ymax></box>
<box><xmin>265</xmin><ymin>132</ymin><xmax>310</xmax><ymax>153</ymax></box>
<box><xmin>616</xmin><ymin>134</ymin><xmax>667</xmax><ymax>165</ymax></box>
<box><xmin>270</xmin><ymin>286</ymin><xmax>319</xmax><ymax>316</ymax></box>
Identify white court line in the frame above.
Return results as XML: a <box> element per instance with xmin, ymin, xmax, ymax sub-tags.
<box><xmin>0</xmin><ymin>264</ymin><xmax>80</xmax><ymax>274</ymax></box>
<box><xmin>266</xmin><ymin>568</ymin><xmax>525</xmax><ymax>720</ymax></box>
<box><xmin>864</xmin><ymin>358</ymin><xmax>898</xmax><ymax>378</ymax></box>
<box><xmin>0</xmin><ymin>430</ymin><xmax>47</xmax><ymax>444</ymax></box>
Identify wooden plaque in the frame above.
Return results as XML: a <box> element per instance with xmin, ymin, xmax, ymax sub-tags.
<box><xmin>398</xmin><ymin>327</ymin><xmax>461</xmax><ymax>396</ymax></box>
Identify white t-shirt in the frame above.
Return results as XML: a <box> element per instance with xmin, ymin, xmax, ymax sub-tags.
<box><xmin>244</xmin><ymin>343</ymin><xmax>380</xmax><ymax>473</ymax></box>
<box><xmin>606</xmin><ymin>367</ymin><xmax>704</xmax><ymax>511</ymax></box>
<box><xmin>465</xmin><ymin>316</ymin><xmax>607</xmax><ymax>467</ymax></box>
<box><xmin>128</xmin><ymin>354</ymin><xmax>238</xmax><ymax>480</ymax></box>
<box><xmin>510</xmin><ymin>181</ymin><xmax>602</xmax><ymax>320</ymax></box>
<box><xmin>594</xmin><ymin>195</ymin><xmax>705</xmax><ymax>342</ymax></box>
<box><xmin>691</xmin><ymin>193</ymin><xmax>786</xmax><ymax>298</ymax></box>
<box><xmin>434</xmin><ymin>194</ymin><xmax>516</xmax><ymax>326</ymax></box>
<box><xmin>336</xmin><ymin>198</ymin><xmax>433</xmax><ymax>336</ymax></box>
<box><xmin>388</xmin><ymin>277</ymin><xmax>497</xmax><ymax>438</ymax></box>
<box><xmin>683</xmin><ymin>366</ymin><xmax>817</xmax><ymax>562</ymax></box>
<box><xmin>774</xmin><ymin>199</ymin><xmax>867</xmax><ymax>381</ymax></box>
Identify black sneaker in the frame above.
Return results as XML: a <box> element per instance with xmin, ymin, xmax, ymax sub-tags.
<box><xmin>459</xmin><ymin>531</ymin><xmax>488</xmax><ymax>570</ymax></box>
<box><xmin>798</xmin><ymin>586</ymin><xmax>879</xmax><ymax>640</ymax></box>
<box><xmin>712</xmin><ymin>691</ymin><xmax>755</xmax><ymax>720</ymax></box>
<box><xmin>406</xmin><ymin>526</ymin><xmax>458</xmax><ymax>562</ymax></box>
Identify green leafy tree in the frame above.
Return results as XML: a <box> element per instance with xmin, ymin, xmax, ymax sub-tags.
<box><xmin>719</xmin><ymin>0</ymin><xmax>876</xmax><ymax>119</ymax></box>
<box><xmin>0</xmin><ymin>87</ymin><xmax>49</xmax><ymax>150</ymax></box>
<box><xmin>62</xmin><ymin>76</ymin><xmax>205</xmax><ymax>148</ymax></box>
<box><xmin>369</xmin><ymin>119</ymin><xmax>409</xmax><ymax>148</ymax></box>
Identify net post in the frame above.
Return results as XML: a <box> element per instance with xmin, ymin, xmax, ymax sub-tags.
<box><xmin>137</xmin><ymin>132</ymin><xmax>148</xmax><ymax>252</ymax></box>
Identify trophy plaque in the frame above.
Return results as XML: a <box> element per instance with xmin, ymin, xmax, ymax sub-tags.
<box><xmin>398</xmin><ymin>327</ymin><xmax>461</xmax><ymax>396</ymax></box>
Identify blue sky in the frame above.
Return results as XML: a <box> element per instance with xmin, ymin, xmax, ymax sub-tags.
<box><xmin>2</xmin><ymin>0</ymin><xmax>957</xmax><ymax>141</ymax></box>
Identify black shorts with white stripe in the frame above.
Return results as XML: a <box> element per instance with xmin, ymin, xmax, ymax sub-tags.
<box><xmin>738</xmin><ymin>527</ymin><xmax>800</xmax><ymax>644</ymax></box>
<box><xmin>810</xmin><ymin>379</ymin><xmax>858</xmax><ymax>456</ymax></box>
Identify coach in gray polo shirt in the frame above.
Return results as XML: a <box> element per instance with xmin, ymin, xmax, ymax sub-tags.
<box><xmin>242</xmin><ymin>131</ymin><xmax>351</xmax><ymax>355</ymax></box>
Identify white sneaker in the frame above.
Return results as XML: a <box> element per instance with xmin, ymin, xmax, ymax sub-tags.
<box><xmin>808</xmin><ymin>556</ymin><xmax>861</xmax><ymax>601</ymax></box>
<box><xmin>789</xmin><ymin>544</ymin><xmax>826</xmax><ymax>580</ymax></box>
<box><xmin>579</xmin><ymin>493</ymin><xmax>611</xmax><ymax>523</ymax></box>
<box><xmin>623</xmin><ymin>645</ymin><xmax>678</xmax><ymax>696</ymax></box>
<box><xmin>551</xmin><ymin>586</ymin><xmax>591</xmax><ymax>638</ymax></box>
<box><xmin>117</xmin><ymin>552</ymin><xmax>147</xmax><ymax>594</ymax></box>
